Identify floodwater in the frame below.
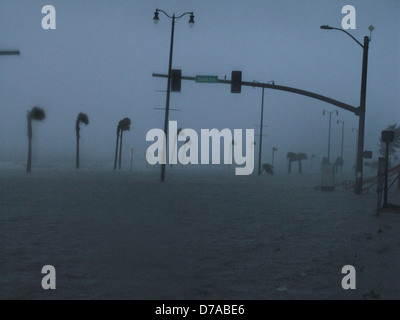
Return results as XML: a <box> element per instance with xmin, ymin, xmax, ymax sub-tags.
<box><xmin>1</xmin><ymin>163</ymin><xmax>399</xmax><ymax>299</ymax></box>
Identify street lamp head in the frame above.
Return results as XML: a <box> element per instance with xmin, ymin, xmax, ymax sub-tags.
<box><xmin>188</xmin><ymin>13</ymin><xmax>195</xmax><ymax>26</ymax></box>
<box><xmin>320</xmin><ymin>25</ymin><xmax>333</xmax><ymax>30</ymax></box>
<box><xmin>153</xmin><ymin>10</ymin><xmax>160</xmax><ymax>24</ymax></box>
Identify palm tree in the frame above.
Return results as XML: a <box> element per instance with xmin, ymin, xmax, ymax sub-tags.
<box><xmin>287</xmin><ymin>152</ymin><xmax>308</xmax><ymax>173</ymax></box>
<box><xmin>75</xmin><ymin>112</ymin><xmax>89</xmax><ymax>169</ymax></box>
<box><xmin>262</xmin><ymin>163</ymin><xmax>274</xmax><ymax>175</ymax></box>
<box><xmin>287</xmin><ymin>152</ymin><xmax>296</xmax><ymax>173</ymax></box>
<box><xmin>295</xmin><ymin>153</ymin><xmax>308</xmax><ymax>174</ymax></box>
<box><xmin>118</xmin><ymin>117</ymin><xmax>131</xmax><ymax>169</ymax></box>
<box><xmin>113</xmin><ymin>124</ymin><xmax>121</xmax><ymax>170</ymax></box>
<box><xmin>271</xmin><ymin>147</ymin><xmax>277</xmax><ymax>166</ymax></box>
<box><xmin>26</xmin><ymin>106</ymin><xmax>45</xmax><ymax>173</ymax></box>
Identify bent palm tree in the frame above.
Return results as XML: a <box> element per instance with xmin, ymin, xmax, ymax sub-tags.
<box><xmin>295</xmin><ymin>153</ymin><xmax>308</xmax><ymax>174</ymax></box>
<box><xmin>118</xmin><ymin>117</ymin><xmax>131</xmax><ymax>169</ymax></box>
<box><xmin>287</xmin><ymin>152</ymin><xmax>308</xmax><ymax>173</ymax></box>
<box><xmin>113</xmin><ymin>124</ymin><xmax>120</xmax><ymax>170</ymax></box>
<box><xmin>287</xmin><ymin>152</ymin><xmax>296</xmax><ymax>173</ymax></box>
<box><xmin>75</xmin><ymin>112</ymin><xmax>89</xmax><ymax>169</ymax></box>
<box><xmin>26</xmin><ymin>106</ymin><xmax>45</xmax><ymax>173</ymax></box>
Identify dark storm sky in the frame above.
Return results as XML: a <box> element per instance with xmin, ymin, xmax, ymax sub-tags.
<box><xmin>1</xmin><ymin>0</ymin><xmax>399</xmax><ymax>168</ymax></box>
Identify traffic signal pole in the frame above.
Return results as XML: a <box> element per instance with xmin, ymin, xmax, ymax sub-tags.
<box><xmin>152</xmin><ymin>73</ymin><xmax>358</xmax><ymax>114</ymax></box>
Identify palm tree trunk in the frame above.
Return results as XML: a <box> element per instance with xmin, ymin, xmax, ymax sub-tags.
<box><xmin>76</xmin><ymin>121</ymin><xmax>80</xmax><ymax>169</ymax></box>
<box><xmin>298</xmin><ymin>160</ymin><xmax>302</xmax><ymax>174</ymax></box>
<box><xmin>119</xmin><ymin>131</ymin><xmax>123</xmax><ymax>169</ymax></box>
<box><xmin>114</xmin><ymin>128</ymin><xmax>120</xmax><ymax>170</ymax></box>
<box><xmin>26</xmin><ymin>112</ymin><xmax>32</xmax><ymax>173</ymax></box>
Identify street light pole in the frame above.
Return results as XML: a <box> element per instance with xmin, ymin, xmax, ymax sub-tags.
<box><xmin>337</xmin><ymin>119</ymin><xmax>345</xmax><ymax>159</ymax></box>
<box><xmin>352</xmin><ymin>127</ymin><xmax>358</xmax><ymax>173</ymax></box>
<box><xmin>254</xmin><ymin>80</ymin><xmax>274</xmax><ymax>175</ymax></box>
<box><xmin>320</xmin><ymin>25</ymin><xmax>372</xmax><ymax>194</ymax></box>
<box><xmin>154</xmin><ymin>9</ymin><xmax>194</xmax><ymax>182</ymax></box>
<box><xmin>323</xmin><ymin>110</ymin><xmax>338</xmax><ymax>163</ymax></box>
<box><xmin>161</xmin><ymin>13</ymin><xmax>175</xmax><ymax>183</ymax></box>
<box><xmin>355</xmin><ymin>36</ymin><xmax>370</xmax><ymax>194</ymax></box>
<box><xmin>258</xmin><ymin>87</ymin><xmax>265</xmax><ymax>175</ymax></box>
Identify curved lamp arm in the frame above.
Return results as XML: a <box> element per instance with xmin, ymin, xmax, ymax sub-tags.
<box><xmin>155</xmin><ymin>9</ymin><xmax>194</xmax><ymax>21</ymax></box>
<box><xmin>320</xmin><ymin>25</ymin><xmax>364</xmax><ymax>48</ymax></box>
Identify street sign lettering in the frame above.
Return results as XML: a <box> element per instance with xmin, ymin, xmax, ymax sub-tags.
<box><xmin>195</xmin><ymin>75</ymin><xmax>218</xmax><ymax>83</ymax></box>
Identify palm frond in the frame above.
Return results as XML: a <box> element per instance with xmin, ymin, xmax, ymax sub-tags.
<box><xmin>287</xmin><ymin>152</ymin><xmax>296</xmax><ymax>160</ymax></box>
<box><xmin>297</xmin><ymin>153</ymin><xmax>308</xmax><ymax>161</ymax></box>
<box><xmin>77</xmin><ymin>112</ymin><xmax>89</xmax><ymax>125</ymax></box>
<box><xmin>118</xmin><ymin>117</ymin><xmax>131</xmax><ymax>131</ymax></box>
<box><xmin>30</xmin><ymin>106</ymin><xmax>45</xmax><ymax>121</ymax></box>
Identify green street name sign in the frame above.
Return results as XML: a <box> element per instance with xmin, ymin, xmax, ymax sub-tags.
<box><xmin>195</xmin><ymin>75</ymin><xmax>218</xmax><ymax>83</ymax></box>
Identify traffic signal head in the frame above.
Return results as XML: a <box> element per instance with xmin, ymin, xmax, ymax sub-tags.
<box><xmin>171</xmin><ymin>69</ymin><xmax>181</xmax><ymax>92</ymax></box>
<box><xmin>231</xmin><ymin>71</ymin><xmax>242</xmax><ymax>93</ymax></box>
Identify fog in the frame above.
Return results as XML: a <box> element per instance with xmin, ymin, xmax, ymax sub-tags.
<box><xmin>1</xmin><ymin>0</ymin><xmax>399</xmax><ymax>173</ymax></box>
